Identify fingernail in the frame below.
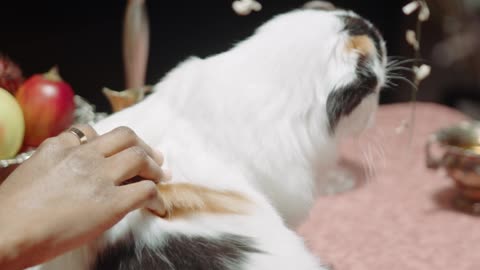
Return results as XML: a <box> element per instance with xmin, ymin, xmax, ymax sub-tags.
<box><xmin>148</xmin><ymin>195</ymin><xmax>167</xmax><ymax>218</ymax></box>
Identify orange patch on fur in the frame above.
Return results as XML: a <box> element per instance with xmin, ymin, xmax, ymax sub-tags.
<box><xmin>152</xmin><ymin>183</ymin><xmax>252</xmax><ymax>219</ymax></box>
<box><xmin>346</xmin><ymin>35</ymin><xmax>375</xmax><ymax>56</ymax></box>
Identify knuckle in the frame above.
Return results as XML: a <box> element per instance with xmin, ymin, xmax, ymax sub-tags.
<box><xmin>114</xmin><ymin>126</ymin><xmax>137</xmax><ymax>143</ymax></box>
<box><xmin>68</xmin><ymin>144</ymin><xmax>88</xmax><ymax>156</ymax></box>
<box><xmin>38</xmin><ymin>137</ymin><xmax>56</xmax><ymax>148</ymax></box>
<box><xmin>130</xmin><ymin>146</ymin><xmax>148</xmax><ymax>160</ymax></box>
<box><xmin>38</xmin><ymin>137</ymin><xmax>64</xmax><ymax>153</ymax></box>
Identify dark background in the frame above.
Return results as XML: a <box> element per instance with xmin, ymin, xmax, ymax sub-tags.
<box><xmin>4</xmin><ymin>0</ymin><xmax>476</xmax><ymax>116</ymax></box>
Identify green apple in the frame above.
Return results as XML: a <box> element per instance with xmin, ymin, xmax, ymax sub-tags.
<box><xmin>0</xmin><ymin>87</ymin><xmax>25</xmax><ymax>159</ymax></box>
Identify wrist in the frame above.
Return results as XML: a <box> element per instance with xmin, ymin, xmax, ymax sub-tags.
<box><xmin>0</xmin><ymin>208</ymin><xmax>49</xmax><ymax>269</ymax></box>
<box><xmin>0</xmin><ymin>219</ymin><xmax>28</xmax><ymax>269</ymax></box>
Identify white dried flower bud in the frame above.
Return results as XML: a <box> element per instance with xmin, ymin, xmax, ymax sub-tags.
<box><xmin>418</xmin><ymin>2</ymin><xmax>430</xmax><ymax>21</ymax></box>
<box><xmin>232</xmin><ymin>0</ymin><xmax>262</xmax><ymax>16</ymax></box>
<box><xmin>402</xmin><ymin>1</ymin><xmax>420</xmax><ymax>15</ymax></box>
<box><xmin>414</xmin><ymin>64</ymin><xmax>431</xmax><ymax>82</ymax></box>
<box><xmin>406</xmin><ymin>30</ymin><xmax>419</xmax><ymax>49</ymax></box>
<box><xmin>250</xmin><ymin>1</ymin><xmax>262</xmax><ymax>11</ymax></box>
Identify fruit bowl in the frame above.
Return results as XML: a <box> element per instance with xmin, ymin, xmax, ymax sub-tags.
<box><xmin>0</xmin><ymin>95</ymin><xmax>107</xmax><ymax>168</ymax></box>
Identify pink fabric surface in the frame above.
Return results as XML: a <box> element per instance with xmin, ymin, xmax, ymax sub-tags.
<box><xmin>299</xmin><ymin>103</ymin><xmax>478</xmax><ymax>270</ymax></box>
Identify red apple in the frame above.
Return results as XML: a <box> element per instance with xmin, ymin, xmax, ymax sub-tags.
<box><xmin>16</xmin><ymin>67</ymin><xmax>75</xmax><ymax>147</ymax></box>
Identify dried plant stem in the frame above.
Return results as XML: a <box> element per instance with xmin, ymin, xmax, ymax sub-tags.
<box><xmin>408</xmin><ymin>15</ymin><xmax>423</xmax><ymax>145</ymax></box>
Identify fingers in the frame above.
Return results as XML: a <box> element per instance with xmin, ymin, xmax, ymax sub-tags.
<box><xmin>105</xmin><ymin>146</ymin><xmax>167</xmax><ymax>185</ymax></box>
<box><xmin>87</xmin><ymin>126</ymin><xmax>164</xmax><ymax>165</ymax></box>
<box><xmin>57</xmin><ymin>124</ymin><xmax>98</xmax><ymax>147</ymax></box>
<box><xmin>116</xmin><ymin>181</ymin><xmax>167</xmax><ymax>217</ymax></box>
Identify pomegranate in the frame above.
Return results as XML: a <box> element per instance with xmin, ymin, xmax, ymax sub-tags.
<box><xmin>0</xmin><ymin>55</ymin><xmax>24</xmax><ymax>95</ymax></box>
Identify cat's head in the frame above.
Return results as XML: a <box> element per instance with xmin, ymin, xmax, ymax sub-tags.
<box><xmin>231</xmin><ymin>1</ymin><xmax>387</xmax><ymax>141</ymax></box>
<box><xmin>305</xmin><ymin>1</ymin><xmax>388</xmax><ymax>139</ymax></box>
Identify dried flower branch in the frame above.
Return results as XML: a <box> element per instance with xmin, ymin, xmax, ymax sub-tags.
<box><xmin>232</xmin><ymin>0</ymin><xmax>262</xmax><ymax>16</ymax></box>
<box><xmin>399</xmin><ymin>1</ymin><xmax>431</xmax><ymax>140</ymax></box>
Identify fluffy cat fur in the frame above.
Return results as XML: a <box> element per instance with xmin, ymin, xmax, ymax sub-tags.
<box><xmin>34</xmin><ymin>3</ymin><xmax>387</xmax><ymax>270</ymax></box>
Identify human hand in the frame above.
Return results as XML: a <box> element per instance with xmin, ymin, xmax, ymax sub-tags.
<box><xmin>0</xmin><ymin>125</ymin><xmax>169</xmax><ymax>269</ymax></box>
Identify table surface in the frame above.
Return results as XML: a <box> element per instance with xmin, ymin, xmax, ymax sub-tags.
<box><xmin>299</xmin><ymin>103</ymin><xmax>478</xmax><ymax>270</ymax></box>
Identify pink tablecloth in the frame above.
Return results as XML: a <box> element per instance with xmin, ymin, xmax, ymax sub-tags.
<box><xmin>299</xmin><ymin>103</ymin><xmax>478</xmax><ymax>270</ymax></box>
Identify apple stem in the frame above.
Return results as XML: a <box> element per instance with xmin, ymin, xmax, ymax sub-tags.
<box><xmin>43</xmin><ymin>66</ymin><xmax>63</xmax><ymax>82</ymax></box>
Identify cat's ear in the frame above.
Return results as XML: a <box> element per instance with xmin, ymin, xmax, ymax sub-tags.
<box><xmin>302</xmin><ymin>1</ymin><xmax>336</xmax><ymax>11</ymax></box>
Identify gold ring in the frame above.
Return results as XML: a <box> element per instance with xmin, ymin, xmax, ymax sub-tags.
<box><xmin>67</xmin><ymin>127</ymin><xmax>88</xmax><ymax>145</ymax></box>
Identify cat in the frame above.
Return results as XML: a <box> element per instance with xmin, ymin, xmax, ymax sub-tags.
<box><xmin>34</xmin><ymin>2</ymin><xmax>387</xmax><ymax>269</ymax></box>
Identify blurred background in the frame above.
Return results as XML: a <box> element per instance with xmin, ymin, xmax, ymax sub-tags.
<box><xmin>1</xmin><ymin>0</ymin><xmax>479</xmax><ymax>118</ymax></box>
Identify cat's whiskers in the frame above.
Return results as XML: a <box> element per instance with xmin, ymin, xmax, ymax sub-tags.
<box><xmin>387</xmin><ymin>66</ymin><xmax>415</xmax><ymax>73</ymax></box>
<box><xmin>360</xmin><ymin>145</ymin><xmax>375</xmax><ymax>183</ymax></box>
<box><xmin>386</xmin><ymin>75</ymin><xmax>418</xmax><ymax>90</ymax></box>
<box><xmin>369</xmin><ymin>131</ymin><xmax>388</xmax><ymax>169</ymax></box>
<box><xmin>386</xmin><ymin>57</ymin><xmax>419</xmax><ymax>68</ymax></box>
<box><xmin>356</xmin><ymin>129</ymin><xmax>389</xmax><ymax>184</ymax></box>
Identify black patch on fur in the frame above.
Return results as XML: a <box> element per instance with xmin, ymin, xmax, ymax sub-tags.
<box><xmin>340</xmin><ymin>15</ymin><xmax>384</xmax><ymax>60</ymax></box>
<box><xmin>326</xmin><ymin>56</ymin><xmax>378</xmax><ymax>133</ymax></box>
<box><xmin>92</xmin><ymin>233</ymin><xmax>262</xmax><ymax>270</ymax></box>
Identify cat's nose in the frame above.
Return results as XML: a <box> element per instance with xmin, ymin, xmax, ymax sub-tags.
<box><xmin>303</xmin><ymin>1</ymin><xmax>336</xmax><ymax>11</ymax></box>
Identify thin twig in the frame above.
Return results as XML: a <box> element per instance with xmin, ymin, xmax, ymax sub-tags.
<box><xmin>408</xmin><ymin>7</ymin><xmax>423</xmax><ymax>145</ymax></box>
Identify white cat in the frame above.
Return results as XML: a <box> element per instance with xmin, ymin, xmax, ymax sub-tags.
<box><xmin>35</xmin><ymin>3</ymin><xmax>386</xmax><ymax>270</ymax></box>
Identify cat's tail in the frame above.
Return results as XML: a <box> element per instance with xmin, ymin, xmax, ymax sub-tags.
<box><xmin>151</xmin><ymin>183</ymin><xmax>253</xmax><ymax>219</ymax></box>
